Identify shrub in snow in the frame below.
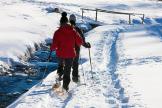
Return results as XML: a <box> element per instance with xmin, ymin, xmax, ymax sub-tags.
<box><xmin>45</xmin><ymin>7</ymin><xmax>61</xmax><ymax>13</ymax></box>
<box><xmin>0</xmin><ymin>61</ymin><xmax>12</xmax><ymax>76</ymax></box>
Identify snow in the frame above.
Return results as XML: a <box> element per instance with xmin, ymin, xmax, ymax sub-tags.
<box><xmin>0</xmin><ymin>1</ymin><xmax>59</xmax><ymax>63</ymax></box>
<box><xmin>117</xmin><ymin>24</ymin><xmax>162</xmax><ymax>108</ymax></box>
<box><xmin>0</xmin><ymin>0</ymin><xmax>162</xmax><ymax>108</ymax></box>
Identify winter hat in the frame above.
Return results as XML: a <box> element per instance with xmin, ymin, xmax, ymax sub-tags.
<box><xmin>60</xmin><ymin>12</ymin><xmax>68</xmax><ymax>25</ymax></box>
<box><xmin>62</xmin><ymin>12</ymin><xmax>67</xmax><ymax>17</ymax></box>
<box><xmin>69</xmin><ymin>14</ymin><xmax>76</xmax><ymax>22</ymax></box>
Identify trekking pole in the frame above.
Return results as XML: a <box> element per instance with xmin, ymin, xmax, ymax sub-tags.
<box><xmin>79</xmin><ymin>53</ymin><xmax>86</xmax><ymax>85</ymax></box>
<box><xmin>88</xmin><ymin>48</ymin><xmax>93</xmax><ymax>79</ymax></box>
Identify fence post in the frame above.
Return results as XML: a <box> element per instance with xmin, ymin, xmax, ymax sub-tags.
<box><xmin>95</xmin><ymin>8</ymin><xmax>98</xmax><ymax>21</ymax></box>
<box><xmin>142</xmin><ymin>14</ymin><xmax>144</xmax><ymax>24</ymax></box>
<box><xmin>81</xmin><ymin>8</ymin><xmax>83</xmax><ymax>20</ymax></box>
<box><xmin>129</xmin><ymin>14</ymin><xmax>131</xmax><ymax>24</ymax></box>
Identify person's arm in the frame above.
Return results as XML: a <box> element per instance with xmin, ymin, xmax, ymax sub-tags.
<box><xmin>76</xmin><ymin>27</ymin><xmax>91</xmax><ymax>48</ymax></box>
<box><xmin>73</xmin><ymin>29</ymin><xmax>83</xmax><ymax>47</ymax></box>
<box><xmin>50</xmin><ymin>31</ymin><xmax>58</xmax><ymax>51</ymax></box>
<box><xmin>75</xmin><ymin>27</ymin><xmax>86</xmax><ymax>43</ymax></box>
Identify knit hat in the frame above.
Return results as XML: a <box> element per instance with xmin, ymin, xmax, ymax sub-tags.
<box><xmin>60</xmin><ymin>12</ymin><xmax>68</xmax><ymax>25</ymax></box>
<box><xmin>62</xmin><ymin>12</ymin><xmax>67</xmax><ymax>17</ymax></box>
<box><xmin>69</xmin><ymin>14</ymin><xmax>76</xmax><ymax>22</ymax></box>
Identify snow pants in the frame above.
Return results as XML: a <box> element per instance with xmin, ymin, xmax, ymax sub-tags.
<box><xmin>57</xmin><ymin>58</ymin><xmax>73</xmax><ymax>89</ymax></box>
<box><xmin>72</xmin><ymin>46</ymin><xmax>80</xmax><ymax>78</ymax></box>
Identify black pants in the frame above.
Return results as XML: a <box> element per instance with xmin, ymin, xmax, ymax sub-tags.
<box><xmin>72</xmin><ymin>47</ymin><xmax>80</xmax><ymax>78</ymax></box>
<box><xmin>57</xmin><ymin>58</ymin><xmax>73</xmax><ymax>89</ymax></box>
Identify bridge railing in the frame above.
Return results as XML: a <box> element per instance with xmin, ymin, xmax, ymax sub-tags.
<box><xmin>81</xmin><ymin>8</ymin><xmax>145</xmax><ymax>24</ymax></box>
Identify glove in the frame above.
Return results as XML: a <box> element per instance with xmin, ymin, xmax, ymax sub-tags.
<box><xmin>84</xmin><ymin>42</ymin><xmax>91</xmax><ymax>48</ymax></box>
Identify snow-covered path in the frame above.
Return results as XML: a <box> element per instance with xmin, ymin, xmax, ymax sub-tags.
<box><xmin>8</xmin><ymin>25</ymin><xmax>121</xmax><ymax>108</ymax></box>
<box><xmin>117</xmin><ymin>25</ymin><xmax>162</xmax><ymax>108</ymax></box>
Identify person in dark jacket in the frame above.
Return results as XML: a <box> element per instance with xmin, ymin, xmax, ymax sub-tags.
<box><xmin>69</xmin><ymin>14</ymin><xmax>91</xmax><ymax>82</ymax></box>
<box><xmin>50</xmin><ymin>12</ymin><xmax>83</xmax><ymax>91</ymax></box>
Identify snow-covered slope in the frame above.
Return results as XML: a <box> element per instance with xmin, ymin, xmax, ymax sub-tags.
<box><xmin>2</xmin><ymin>0</ymin><xmax>162</xmax><ymax>108</ymax></box>
<box><xmin>1</xmin><ymin>0</ymin><xmax>162</xmax><ymax>64</ymax></box>
<box><xmin>0</xmin><ymin>0</ymin><xmax>59</xmax><ymax>63</ymax></box>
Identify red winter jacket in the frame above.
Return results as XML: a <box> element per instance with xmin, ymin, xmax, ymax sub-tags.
<box><xmin>50</xmin><ymin>24</ymin><xmax>83</xmax><ymax>58</ymax></box>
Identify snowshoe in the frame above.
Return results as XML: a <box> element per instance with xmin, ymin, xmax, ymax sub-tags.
<box><xmin>52</xmin><ymin>83</ymin><xmax>61</xmax><ymax>89</ymax></box>
<box><xmin>52</xmin><ymin>76</ymin><xmax>61</xmax><ymax>90</ymax></box>
<box><xmin>52</xmin><ymin>86</ymin><xmax>69</xmax><ymax>96</ymax></box>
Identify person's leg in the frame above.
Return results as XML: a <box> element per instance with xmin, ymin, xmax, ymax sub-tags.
<box><xmin>72</xmin><ymin>47</ymin><xmax>80</xmax><ymax>81</ymax></box>
<box><xmin>63</xmin><ymin>58</ymin><xmax>73</xmax><ymax>91</ymax></box>
<box><xmin>72</xmin><ymin>47</ymin><xmax>80</xmax><ymax>77</ymax></box>
<box><xmin>57</xmin><ymin>58</ymin><xmax>64</xmax><ymax>79</ymax></box>
<box><xmin>72</xmin><ymin>55</ymin><xmax>79</xmax><ymax>81</ymax></box>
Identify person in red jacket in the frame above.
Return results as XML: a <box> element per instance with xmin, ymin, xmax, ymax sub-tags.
<box><xmin>50</xmin><ymin>12</ymin><xmax>83</xmax><ymax>91</ymax></box>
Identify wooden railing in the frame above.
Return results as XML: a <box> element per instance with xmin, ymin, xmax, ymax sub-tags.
<box><xmin>81</xmin><ymin>8</ymin><xmax>145</xmax><ymax>24</ymax></box>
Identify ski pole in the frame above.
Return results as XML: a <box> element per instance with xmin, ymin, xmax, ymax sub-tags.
<box><xmin>79</xmin><ymin>53</ymin><xmax>86</xmax><ymax>85</ymax></box>
<box><xmin>88</xmin><ymin>48</ymin><xmax>93</xmax><ymax>79</ymax></box>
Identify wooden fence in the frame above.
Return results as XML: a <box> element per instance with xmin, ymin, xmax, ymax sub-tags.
<box><xmin>81</xmin><ymin>8</ymin><xmax>145</xmax><ymax>24</ymax></box>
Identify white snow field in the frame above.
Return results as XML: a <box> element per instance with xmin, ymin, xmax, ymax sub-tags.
<box><xmin>0</xmin><ymin>0</ymin><xmax>161</xmax><ymax>108</ymax></box>
<box><xmin>0</xmin><ymin>0</ymin><xmax>59</xmax><ymax>63</ymax></box>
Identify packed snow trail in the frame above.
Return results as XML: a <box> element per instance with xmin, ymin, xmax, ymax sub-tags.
<box><xmin>116</xmin><ymin>24</ymin><xmax>162</xmax><ymax>108</ymax></box>
<box><xmin>8</xmin><ymin>25</ymin><xmax>117</xmax><ymax>108</ymax></box>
